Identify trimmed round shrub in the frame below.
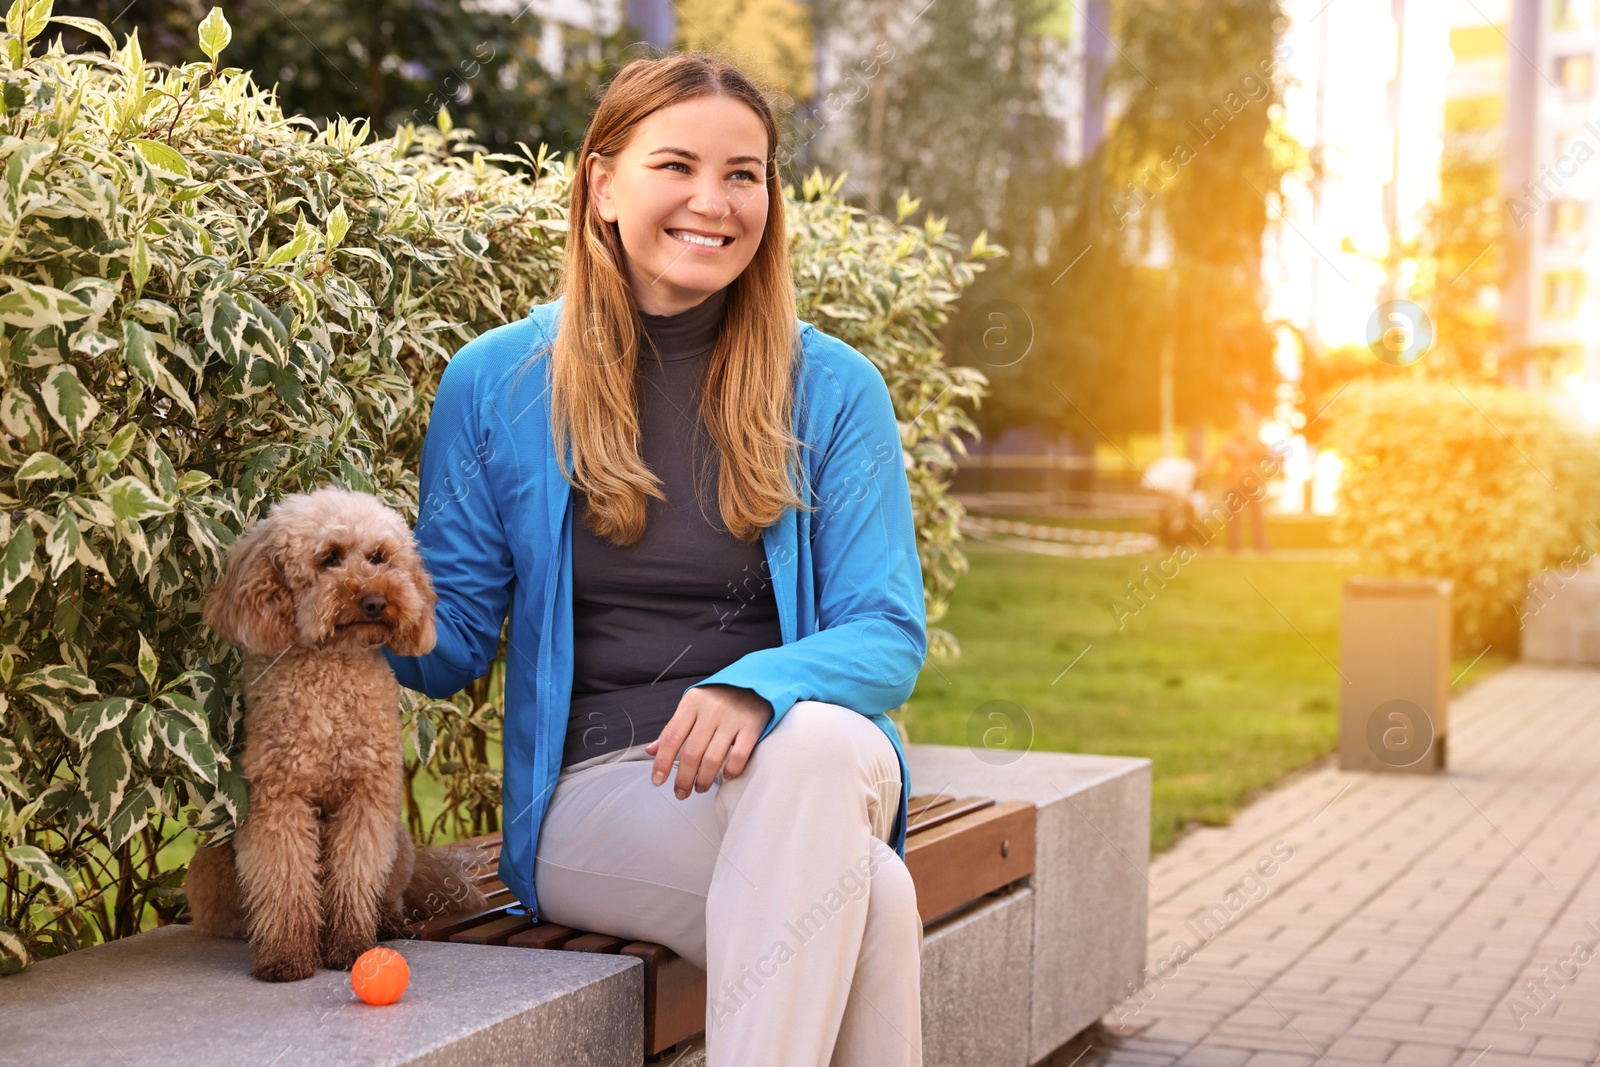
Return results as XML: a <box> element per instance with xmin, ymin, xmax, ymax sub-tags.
<box><xmin>1325</xmin><ymin>379</ymin><xmax>1600</xmax><ymax>654</ymax></box>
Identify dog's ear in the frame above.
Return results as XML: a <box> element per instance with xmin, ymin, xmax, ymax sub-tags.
<box><xmin>386</xmin><ymin>542</ymin><xmax>438</xmax><ymax>657</ymax></box>
<box><xmin>203</xmin><ymin>519</ymin><xmax>296</xmax><ymax>655</ymax></box>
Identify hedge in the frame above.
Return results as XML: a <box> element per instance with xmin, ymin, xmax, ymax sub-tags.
<box><xmin>1325</xmin><ymin>379</ymin><xmax>1600</xmax><ymax>654</ymax></box>
<box><xmin>0</xmin><ymin>6</ymin><xmax>997</xmax><ymax>971</ymax></box>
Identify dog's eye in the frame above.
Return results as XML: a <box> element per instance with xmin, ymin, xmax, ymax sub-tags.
<box><xmin>368</xmin><ymin>550</ymin><xmax>385</xmax><ymax>565</ymax></box>
<box><xmin>319</xmin><ymin>550</ymin><xmax>341</xmax><ymax>568</ymax></box>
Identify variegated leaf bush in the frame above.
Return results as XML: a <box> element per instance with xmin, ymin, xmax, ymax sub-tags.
<box><xmin>0</xmin><ymin>3</ymin><xmax>995</xmax><ymax>971</ymax></box>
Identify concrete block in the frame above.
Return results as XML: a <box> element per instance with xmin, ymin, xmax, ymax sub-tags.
<box><xmin>905</xmin><ymin>744</ymin><xmax>1152</xmax><ymax>1066</ymax></box>
<box><xmin>0</xmin><ymin>924</ymin><xmax>641</xmax><ymax>1067</ymax></box>
<box><xmin>1522</xmin><ymin>565</ymin><xmax>1600</xmax><ymax>665</ymax></box>
<box><xmin>921</xmin><ymin>884</ymin><xmax>1035</xmax><ymax>1067</ymax></box>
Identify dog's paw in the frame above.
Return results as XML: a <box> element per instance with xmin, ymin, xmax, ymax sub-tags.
<box><xmin>251</xmin><ymin>950</ymin><xmax>318</xmax><ymax>983</ymax></box>
<box><xmin>375</xmin><ymin>905</ymin><xmax>409</xmax><ymax>942</ymax></box>
<box><xmin>321</xmin><ymin>931</ymin><xmax>376</xmax><ymax>971</ymax></box>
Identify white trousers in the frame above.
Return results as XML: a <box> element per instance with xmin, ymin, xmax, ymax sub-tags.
<box><xmin>532</xmin><ymin>699</ymin><xmax>924</xmax><ymax>1067</ymax></box>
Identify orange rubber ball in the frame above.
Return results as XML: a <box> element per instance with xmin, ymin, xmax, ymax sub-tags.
<box><xmin>350</xmin><ymin>946</ymin><xmax>409</xmax><ymax>1006</ymax></box>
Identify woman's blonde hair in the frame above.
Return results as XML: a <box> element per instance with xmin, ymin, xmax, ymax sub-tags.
<box><xmin>551</xmin><ymin>51</ymin><xmax>802</xmax><ymax>546</ymax></box>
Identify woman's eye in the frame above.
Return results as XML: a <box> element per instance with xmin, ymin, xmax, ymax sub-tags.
<box><xmin>662</xmin><ymin>161</ymin><xmax>762</xmax><ymax>182</ymax></box>
<box><xmin>320</xmin><ymin>551</ymin><xmax>341</xmax><ymax>568</ymax></box>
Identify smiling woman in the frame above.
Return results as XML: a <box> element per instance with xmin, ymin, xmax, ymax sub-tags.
<box><xmin>383</xmin><ymin>51</ymin><xmax>930</xmax><ymax>1067</ymax></box>
<box><xmin>586</xmin><ymin>96</ymin><xmax>772</xmax><ymax>313</ymax></box>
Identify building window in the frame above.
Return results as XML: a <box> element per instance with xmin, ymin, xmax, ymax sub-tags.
<box><xmin>1555</xmin><ymin>0</ymin><xmax>1597</xmax><ymax>30</ymax></box>
<box><xmin>1543</xmin><ymin>270</ymin><xmax>1586</xmax><ymax>319</ymax></box>
<box><xmin>1552</xmin><ymin>200</ymin><xmax>1587</xmax><ymax>238</ymax></box>
<box><xmin>1558</xmin><ymin>54</ymin><xmax>1593</xmax><ymax>91</ymax></box>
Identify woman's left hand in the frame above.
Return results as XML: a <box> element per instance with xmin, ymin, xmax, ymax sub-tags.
<box><xmin>646</xmin><ymin>684</ymin><xmax>773</xmax><ymax>800</ymax></box>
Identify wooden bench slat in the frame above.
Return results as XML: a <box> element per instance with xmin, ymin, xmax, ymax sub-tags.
<box><xmin>565</xmin><ymin>932</ymin><xmax>626</xmax><ymax>953</ymax></box>
<box><xmin>448</xmin><ymin>913</ymin><xmax>533</xmax><ymax>946</ymax></box>
<box><xmin>908</xmin><ymin>795</ymin><xmax>995</xmax><ymax>833</ymax></box>
<box><xmin>621</xmin><ymin>942</ymin><xmax>707</xmax><ymax>1056</ymax></box>
<box><xmin>506</xmin><ymin>922</ymin><xmax>581</xmax><ymax>950</ymax></box>
<box><xmin>411</xmin><ymin>901</ymin><xmax>513</xmax><ymax>940</ymax></box>
<box><xmin>906</xmin><ymin>793</ymin><xmax>954</xmax><ymax>822</ymax></box>
<box><xmin>904</xmin><ymin>800</ymin><xmax>1036</xmax><ymax>924</ymax></box>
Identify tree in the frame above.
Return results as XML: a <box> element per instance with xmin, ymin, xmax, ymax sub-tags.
<box><xmin>1407</xmin><ymin>146</ymin><xmax>1506</xmax><ymax>380</ymax></box>
<box><xmin>926</xmin><ymin>0</ymin><xmax>1293</xmax><ymax>443</ymax></box>
<box><xmin>56</xmin><ymin>0</ymin><xmax>630</xmax><ymax>156</ymax></box>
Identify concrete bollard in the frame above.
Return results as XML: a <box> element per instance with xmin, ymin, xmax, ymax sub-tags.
<box><xmin>1338</xmin><ymin>577</ymin><xmax>1451</xmax><ymax>774</ymax></box>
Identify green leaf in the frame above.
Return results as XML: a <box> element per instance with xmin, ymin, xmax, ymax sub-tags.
<box><xmin>202</xmin><ymin>288</ymin><xmax>245</xmax><ymax>364</ymax></box>
<box><xmin>5</xmin><ymin>846</ymin><xmax>74</xmax><ymax>903</ymax></box>
<box><xmin>16</xmin><ymin>663</ymin><xmax>96</xmax><ymax>696</ymax></box>
<box><xmin>0</xmin><ymin>924</ymin><xmax>26</xmax><ymax>966</ymax></box>
<box><xmin>42</xmin><ymin>505</ymin><xmax>79</xmax><ymax>579</ymax></box>
<box><xmin>127</xmin><ymin>138</ymin><xmax>190</xmax><ymax>180</ymax></box>
<box><xmin>104</xmin><ymin>475</ymin><xmax>172</xmax><ymax>521</ymax></box>
<box><xmin>63</xmin><ymin>696</ymin><xmax>133</xmax><ymax>748</ymax></box>
<box><xmin>94</xmin><ymin>421</ymin><xmax>138</xmax><ymax>479</ymax></box>
<box><xmin>19</xmin><ymin>0</ymin><xmax>52</xmax><ymax>43</ymax></box>
<box><xmin>0</xmin><ymin>278</ymin><xmax>91</xmax><ymax>331</ymax></box>
<box><xmin>197</xmin><ymin>7</ymin><xmax>231</xmax><ymax>63</ymax></box>
<box><xmin>129</xmin><ymin>235</ymin><xmax>149</xmax><ymax>295</ymax></box>
<box><xmin>157</xmin><ymin>691</ymin><xmax>208</xmax><ymax>733</ymax></box>
<box><xmin>192</xmin><ymin>765</ymin><xmax>248</xmax><ymax>835</ymax></box>
<box><xmin>157</xmin><ymin>709</ymin><xmax>217</xmax><ymax>785</ymax></box>
<box><xmin>106</xmin><ymin>780</ymin><xmax>157</xmax><ymax>850</ymax></box>
<box><xmin>121</xmin><ymin>320</ymin><xmax>196</xmax><ymax>417</ymax></box>
<box><xmin>14</xmin><ymin>451</ymin><xmax>73</xmax><ymax>482</ymax></box>
<box><xmin>0</xmin><ymin>519</ymin><xmax>33</xmax><ymax>600</ymax></box>
<box><xmin>4</xmin><ymin>0</ymin><xmax>27</xmax><ymax>41</ymax></box>
<box><xmin>48</xmin><ymin>14</ymin><xmax>113</xmax><ymax>48</ymax></box>
<box><xmin>0</xmin><ymin>734</ymin><xmax>25</xmax><ymax>798</ymax></box>
<box><xmin>263</xmin><ymin>218</ymin><xmax>314</xmax><ymax>267</ymax></box>
<box><xmin>174</xmin><ymin>470</ymin><xmax>212</xmax><ymax>495</ymax></box>
<box><xmin>326</xmin><ymin>202</ymin><xmax>350</xmax><ymax>248</ymax></box>
<box><xmin>136</xmin><ymin>631</ymin><xmax>157</xmax><ymax>688</ymax></box>
<box><xmin>38</xmin><ymin>364</ymin><xmax>99</xmax><ymax>442</ymax></box>
<box><xmin>414</xmin><ymin>712</ymin><xmax>437</xmax><ymax>765</ymax></box>
<box><xmin>80</xmin><ymin>725</ymin><xmax>132</xmax><ymax>826</ymax></box>
<box><xmin>2</xmin><ymin>387</ymin><xmax>42</xmax><ymax>443</ymax></box>
<box><xmin>125</xmin><ymin>703</ymin><xmax>155</xmax><ymax>761</ymax></box>
<box><xmin>6</xmin><ymin>142</ymin><xmax>53</xmax><ymax>195</ymax></box>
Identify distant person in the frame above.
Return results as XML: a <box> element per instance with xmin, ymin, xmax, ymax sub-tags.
<box><xmin>1203</xmin><ymin>405</ymin><xmax>1272</xmax><ymax>553</ymax></box>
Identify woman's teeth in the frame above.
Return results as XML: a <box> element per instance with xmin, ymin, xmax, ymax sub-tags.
<box><xmin>669</xmin><ymin>230</ymin><xmax>730</xmax><ymax>247</ymax></box>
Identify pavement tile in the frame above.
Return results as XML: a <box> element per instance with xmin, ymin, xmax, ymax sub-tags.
<box><xmin>1239</xmin><ymin>1054</ymin><xmax>1314</xmax><ymax>1067</ymax></box>
<box><xmin>1529</xmin><ymin>1037</ymin><xmax>1599</xmax><ymax>1061</ymax></box>
<box><xmin>1324</xmin><ymin>1035</ymin><xmax>1397</xmax><ymax>1063</ymax></box>
<box><xmin>1385</xmin><ymin>1043</ymin><xmax>1465</xmax><ymax>1067</ymax></box>
<box><xmin>1175</xmin><ymin>1047</ymin><xmax>1252</xmax><ymax>1067</ymax></box>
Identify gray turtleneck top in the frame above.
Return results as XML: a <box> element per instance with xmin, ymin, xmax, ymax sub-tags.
<box><xmin>562</xmin><ymin>284</ymin><xmax>783</xmax><ymax>768</ymax></box>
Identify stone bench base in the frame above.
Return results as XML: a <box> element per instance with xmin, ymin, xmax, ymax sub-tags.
<box><xmin>0</xmin><ymin>924</ymin><xmax>640</xmax><ymax>1067</ymax></box>
<box><xmin>0</xmin><ymin>747</ymin><xmax>1150</xmax><ymax>1067</ymax></box>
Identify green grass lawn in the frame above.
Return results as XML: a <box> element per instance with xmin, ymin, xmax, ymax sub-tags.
<box><xmin>902</xmin><ymin>545</ymin><xmax>1505</xmax><ymax>853</ymax></box>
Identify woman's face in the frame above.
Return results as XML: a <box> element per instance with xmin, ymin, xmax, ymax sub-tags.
<box><xmin>587</xmin><ymin>94</ymin><xmax>770</xmax><ymax>317</ymax></box>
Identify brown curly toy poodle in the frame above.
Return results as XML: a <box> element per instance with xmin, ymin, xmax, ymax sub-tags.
<box><xmin>183</xmin><ymin>486</ymin><xmax>486</xmax><ymax>982</ymax></box>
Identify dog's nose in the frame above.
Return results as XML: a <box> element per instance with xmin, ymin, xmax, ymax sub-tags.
<box><xmin>360</xmin><ymin>594</ymin><xmax>387</xmax><ymax>619</ymax></box>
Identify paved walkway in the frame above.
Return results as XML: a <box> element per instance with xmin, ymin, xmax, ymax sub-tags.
<box><xmin>1045</xmin><ymin>663</ymin><xmax>1600</xmax><ymax>1067</ymax></box>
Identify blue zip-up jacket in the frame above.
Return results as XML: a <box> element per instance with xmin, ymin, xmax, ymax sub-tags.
<box><xmin>383</xmin><ymin>296</ymin><xmax>927</xmax><ymax>921</ymax></box>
